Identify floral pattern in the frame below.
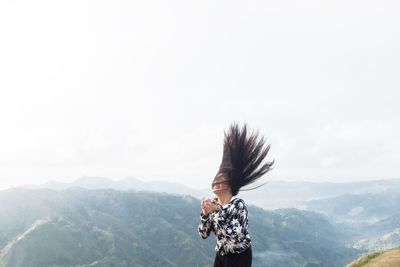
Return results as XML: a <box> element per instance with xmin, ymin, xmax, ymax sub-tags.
<box><xmin>198</xmin><ymin>198</ymin><xmax>251</xmax><ymax>256</ymax></box>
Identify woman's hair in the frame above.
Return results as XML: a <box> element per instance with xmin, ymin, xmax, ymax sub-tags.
<box><xmin>217</xmin><ymin>122</ymin><xmax>274</xmax><ymax>196</ymax></box>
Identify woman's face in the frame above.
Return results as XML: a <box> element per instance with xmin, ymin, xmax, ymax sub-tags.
<box><xmin>211</xmin><ymin>173</ymin><xmax>230</xmax><ymax>194</ymax></box>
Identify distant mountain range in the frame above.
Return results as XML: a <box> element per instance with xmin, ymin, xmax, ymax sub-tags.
<box><xmin>18</xmin><ymin>176</ymin><xmax>400</xmax><ymax>210</ymax></box>
<box><xmin>20</xmin><ymin>176</ymin><xmax>202</xmax><ymax>197</ymax></box>
<box><xmin>238</xmin><ymin>178</ymin><xmax>400</xmax><ymax>210</ymax></box>
<box><xmin>0</xmin><ymin>188</ymin><xmax>359</xmax><ymax>267</ymax></box>
<box><xmin>304</xmin><ymin>193</ymin><xmax>400</xmax><ymax>224</ymax></box>
<box><xmin>12</xmin><ymin>176</ymin><xmax>400</xmax><ymax>256</ymax></box>
<box><xmin>0</xmin><ymin>188</ymin><xmax>213</xmax><ymax>267</ymax></box>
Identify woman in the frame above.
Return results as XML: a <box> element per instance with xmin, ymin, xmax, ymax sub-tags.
<box><xmin>198</xmin><ymin>123</ymin><xmax>274</xmax><ymax>267</ymax></box>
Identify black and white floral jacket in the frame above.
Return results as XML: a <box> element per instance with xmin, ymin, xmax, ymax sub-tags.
<box><xmin>198</xmin><ymin>197</ymin><xmax>251</xmax><ymax>256</ymax></box>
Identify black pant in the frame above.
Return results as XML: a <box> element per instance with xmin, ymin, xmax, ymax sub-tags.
<box><xmin>213</xmin><ymin>247</ymin><xmax>252</xmax><ymax>267</ymax></box>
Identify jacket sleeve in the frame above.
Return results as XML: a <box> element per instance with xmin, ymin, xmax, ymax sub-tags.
<box><xmin>198</xmin><ymin>211</ymin><xmax>213</xmax><ymax>239</ymax></box>
<box><xmin>214</xmin><ymin>199</ymin><xmax>248</xmax><ymax>239</ymax></box>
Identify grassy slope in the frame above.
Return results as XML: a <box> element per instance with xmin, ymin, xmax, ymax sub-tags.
<box><xmin>346</xmin><ymin>247</ymin><xmax>400</xmax><ymax>267</ymax></box>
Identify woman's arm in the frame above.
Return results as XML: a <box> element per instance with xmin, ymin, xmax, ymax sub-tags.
<box><xmin>198</xmin><ymin>198</ymin><xmax>218</xmax><ymax>239</ymax></box>
<box><xmin>198</xmin><ymin>212</ymin><xmax>213</xmax><ymax>239</ymax></box>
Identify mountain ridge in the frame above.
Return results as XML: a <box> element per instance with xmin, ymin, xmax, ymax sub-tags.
<box><xmin>15</xmin><ymin>176</ymin><xmax>400</xmax><ymax>210</ymax></box>
<box><xmin>0</xmin><ymin>188</ymin><xmax>358</xmax><ymax>267</ymax></box>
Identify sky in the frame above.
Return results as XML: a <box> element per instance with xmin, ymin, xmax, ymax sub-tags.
<box><xmin>0</xmin><ymin>0</ymin><xmax>399</xmax><ymax>190</ymax></box>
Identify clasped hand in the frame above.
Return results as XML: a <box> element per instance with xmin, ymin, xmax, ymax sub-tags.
<box><xmin>201</xmin><ymin>197</ymin><xmax>219</xmax><ymax>216</ymax></box>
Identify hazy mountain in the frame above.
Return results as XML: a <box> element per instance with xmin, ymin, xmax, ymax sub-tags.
<box><xmin>12</xmin><ymin>177</ymin><xmax>400</xmax><ymax>259</ymax></box>
<box><xmin>370</xmin><ymin>213</ymin><xmax>400</xmax><ymax>235</ymax></box>
<box><xmin>302</xmin><ymin>191</ymin><xmax>400</xmax><ymax>251</ymax></box>
<box><xmin>351</xmin><ymin>214</ymin><xmax>400</xmax><ymax>251</ymax></box>
<box><xmin>0</xmin><ymin>188</ymin><xmax>358</xmax><ymax>267</ymax></box>
<box><xmin>304</xmin><ymin>193</ymin><xmax>400</xmax><ymax>224</ymax></box>
<box><xmin>19</xmin><ymin>177</ymin><xmax>400</xmax><ymax>210</ymax></box>
<box><xmin>20</xmin><ymin>176</ymin><xmax>203</xmax><ymax>198</ymax></box>
<box><xmin>243</xmin><ymin>180</ymin><xmax>400</xmax><ymax>254</ymax></box>
<box><xmin>0</xmin><ymin>188</ymin><xmax>213</xmax><ymax>267</ymax></box>
<box><xmin>239</xmin><ymin>178</ymin><xmax>400</xmax><ymax>209</ymax></box>
<box><xmin>250</xmin><ymin>207</ymin><xmax>358</xmax><ymax>267</ymax></box>
<box><xmin>353</xmin><ymin>228</ymin><xmax>400</xmax><ymax>251</ymax></box>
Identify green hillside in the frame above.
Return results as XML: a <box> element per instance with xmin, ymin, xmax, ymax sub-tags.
<box><xmin>0</xmin><ymin>189</ymin><xmax>213</xmax><ymax>267</ymax></box>
<box><xmin>0</xmin><ymin>188</ymin><xmax>358</xmax><ymax>267</ymax></box>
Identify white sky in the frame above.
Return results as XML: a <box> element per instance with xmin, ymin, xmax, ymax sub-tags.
<box><xmin>0</xmin><ymin>0</ymin><xmax>399</xmax><ymax>189</ymax></box>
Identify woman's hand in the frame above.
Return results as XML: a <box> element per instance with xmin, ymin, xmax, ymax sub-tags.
<box><xmin>201</xmin><ymin>197</ymin><xmax>219</xmax><ymax>216</ymax></box>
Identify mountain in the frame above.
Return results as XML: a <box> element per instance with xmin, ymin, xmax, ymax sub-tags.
<box><xmin>250</xmin><ymin>207</ymin><xmax>358</xmax><ymax>267</ymax></box>
<box><xmin>302</xmin><ymin>192</ymin><xmax>400</xmax><ymax>251</ymax></box>
<box><xmin>20</xmin><ymin>177</ymin><xmax>400</xmax><ymax>210</ymax></box>
<box><xmin>353</xmin><ymin>228</ymin><xmax>400</xmax><ymax>251</ymax></box>
<box><xmin>21</xmin><ymin>176</ymin><xmax>203</xmax><ymax>198</ymax></box>
<box><xmin>239</xmin><ymin>178</ymin><xmax>400</xmax><ymax>210</ymax></box>
<box><xmin>0</xmin><ymin>188</ymin><xmax>358</xmax><ymax>267</ymax></box>
<box><xmin>0</xmin><ymin>188</ymin><xmax>213</xmax><ymax>267</ymax></box>
<box><xmin>369</xmin><ymin>213</ymin><xmax>400</xmax><ymax>235</ymax></box>
<box><xmin>351</xmin><ymin>214</ymin><xmax>400</xmax><ymax>251</ymax></box>
<box><xmin>304</xmin><ymin>193</ymin><xmax>400</xmax><ymax>224</ymax></box>
<box><xmin>12</xmin><ymin>177</ymin><xmax>400</xmax><ymax>262</ymax></box>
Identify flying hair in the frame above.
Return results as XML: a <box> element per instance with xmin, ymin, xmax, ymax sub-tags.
<box><xmin>217</xmin><ymin>122</ymin><xmax>274</xmax><ymax>196</ymax></box>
